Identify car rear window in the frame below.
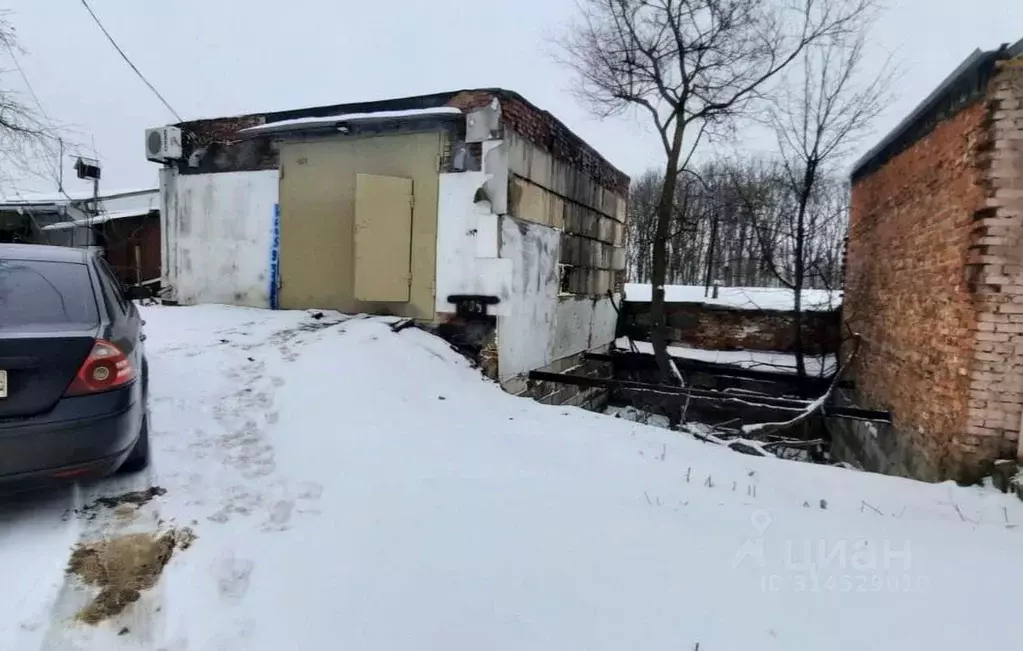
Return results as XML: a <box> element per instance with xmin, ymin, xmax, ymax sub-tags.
<box><xmin>0</xmin><ymin>259</ymin><xmax>99</xmax><ymax>330</ymax></box>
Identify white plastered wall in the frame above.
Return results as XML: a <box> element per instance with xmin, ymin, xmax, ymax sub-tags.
<box><xmin>432</xmin><ymin>125</ymin><xmax>619</xmax><ymax>385</ymax></box>
<box><xmin>160</xmin><ymin>168</ymin><xmax>279</xmax><ymax>307</ymax></box>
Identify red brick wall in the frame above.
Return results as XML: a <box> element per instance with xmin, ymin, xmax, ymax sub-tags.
<box><xmin>622</xmin><ymin>302</ymin><xmax>840</xmax><ymax>355</ymax></box>
<box><xmin>963</xmin><ymin>62</ymin><xmax>1023</xmax><ymax>469</ymax></box>
<box><xmin>846</xmin><ymin>101</ymin><xmax>988</xmax><ymax>481</ymax></box>
<box><xmin>177</xmin><ymin>113</ymin><xmax>276</xmax><ymax>174</ymax></box>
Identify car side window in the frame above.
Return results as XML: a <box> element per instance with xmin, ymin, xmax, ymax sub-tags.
<box><xmin>95</xmin><ymin>256</ymin><xmax>130</xmax><ymax>315</ymax></box>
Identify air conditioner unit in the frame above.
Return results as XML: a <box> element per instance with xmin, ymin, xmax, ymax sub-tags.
<box><xmin>145</xmin><ymin>126</ymin><xmax>183</xmax><ymax>162</ymax></box>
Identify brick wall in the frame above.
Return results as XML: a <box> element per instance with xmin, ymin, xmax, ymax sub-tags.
<box><xmin>846</xmin><ymin>102</ymin><xmax>988</xmax><ymax>481</ymax></box>
<box><xmin>621</xmin><ymin>302</ymin><xmax>840</xmax><ymax>355</ymax></box>
<box><xmin>963</xmin><ymin>61</ymin><xmax>1023</xmax><ymax>470</ymax></box>
<box><xmin>845</xmin><ymin>65</ymin><xmax>1023</xmax><ymax>482</ymax></box>
<box><xmin>500</xmin><ymin>97</ymin><xmax>630</xmax><ymax>197</ymax></box>
<box><xmin>176</xmin><ymin>114</ymin><xmax>276</xmax><ymax>174</ymax></box>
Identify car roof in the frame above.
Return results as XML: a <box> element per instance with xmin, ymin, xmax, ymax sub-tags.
<box><xmin>0</xmin><ymin>243</ymin><xmax>91</xmax><ymax>264</ymax></box>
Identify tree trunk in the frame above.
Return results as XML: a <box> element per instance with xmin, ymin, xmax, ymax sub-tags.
<box><xmin>703</xmin><ymin>210</ymin><xmax>719</xmax><ymax>297</ymax></box>
<box><xmin>650</xmin><ymin>124</ymin><xmax>686</xmax><ymax>385</ymax></box>
<box><xmin>792</xmin><ymin>162</ymin><xmax>817</xmax><ymax>383</ymax></box>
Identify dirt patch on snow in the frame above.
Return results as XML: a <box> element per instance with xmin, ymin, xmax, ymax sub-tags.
<box><xmin>90</xmin><ymin>486</ymin><xmax>167</xmax><ymax>510</ymax></box>
<box><xmin>67</xmin><ymin>527</ymin><xmax>195</xmax><ymax>624</ymax></box>
<box><xmin>74</xmin><ymin>487</ymin><xmax>167</xmax><ymax>521</ymax></box>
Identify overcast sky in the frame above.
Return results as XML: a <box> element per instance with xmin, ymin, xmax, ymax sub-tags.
<box><xmin>2</xmin><ymin>0</ymin><xmax>1021</xmax><ymax>197</ymax></box>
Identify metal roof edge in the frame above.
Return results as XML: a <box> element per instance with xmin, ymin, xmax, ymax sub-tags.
<box><xmin>849</xmin><ymin>48</ymin><xmax>990</xmax><ymax>180</ymax></box>
<box><xmin>177</xmin><ymin>87</ymin><xmax>631</xmax><ymax>188</ymax></box>
<box><xmin>1009</xmin><ymin>37</ymin><xmax>1023</xmax><ymax>58</ymax></box>
<box><xmin>0</xmin><ymin>187</ymin><xmax>157</xmax><ymax>208</ymax></box>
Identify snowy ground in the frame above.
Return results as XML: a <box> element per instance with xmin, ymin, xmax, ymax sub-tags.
<box><xmin>624</xmin><ymin>283</ymin><xmax>842</xmax><ymax>312</ymax></box>
<box><xmin>3</xmin><ymin>305</ymin><xmax>1023</xmax><ymax>650</ymax></box>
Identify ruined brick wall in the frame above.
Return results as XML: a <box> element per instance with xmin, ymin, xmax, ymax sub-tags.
<box><xmin>846</xmin><ymin>102</ymin><xmax>988</xmax><ymax>481</ymax></box>
<box><xmin>964</xmin><ymin>61</ymin><xmax>1023</xmax><ymax>471</ymax></box>
<box><xmin>621</xmin><ymin>302</ymin><xmax>840</xmax><ymax>355</ymax></box>
<box><xmin>446</xmin><ymin>90</ymin><xmax>627</xmax><ymax>409</ymax></box>
<box><xmin>175</xmin><ymin>114</ymin><xmax>277</xmax><ymax>175</ymax></box>
<box><xmin>498</xmin><ymin>97</ymin><xmax>629</xmax><ymax>196</ymax></box>
<box><xmin>447</xmin><ymin>90</ymin><xmax>629</xmax><ymax>196</ymax></box>
<box><xmin>448</xmin><ymin>89</ymin><xmax>629</xmax><ymax>297</ymax></box>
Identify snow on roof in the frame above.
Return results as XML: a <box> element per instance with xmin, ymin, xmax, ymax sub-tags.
<box><xmin>0</xmin><ymin>187</ymin><xmax>157</xmax><ymax>206</ymax></box>
<box><xmin>40</xmin><ymin>208</ymin><xmax>157</xmax><ymax>230</ymax></box>
<box><xmin>624</xmin><ymin>283</ymin><xmax>842</xmax><ymax>312</ymax></box>
<box><xmin>239</xmin><ymin>106</ymin><xmax>463</xmax><ymax>134</ymax></box>
<box><xmin>617</xmin><ymin>338</ymin><xmax>838</xmax><ymax>376</ymax></box>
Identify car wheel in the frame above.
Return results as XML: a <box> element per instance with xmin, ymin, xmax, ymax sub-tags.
<box><xmin>119</xmin><ymin>412</ymin><xmax>150</xmax><ymax>473</ymax></box>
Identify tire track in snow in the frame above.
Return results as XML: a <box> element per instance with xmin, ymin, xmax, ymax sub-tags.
<box><xmin>34</xmin><ymin>465</ymin><xmax>169</xmax><ymax>651</ymax></box>
<box><xmin>20</xmin><ymin>311</ymin><xmax>342</xmax><ymax>650</ymax></box>
<box><xmin>0</xmin><ymin>487</ymin><xmax>81</xmax><ymax>650</ymax></box>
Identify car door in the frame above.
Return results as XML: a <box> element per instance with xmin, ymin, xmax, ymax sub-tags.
<box><xmin>91</xmin><ymin>256</ymin><xmax>144</xmax><ymax>373</ymax></box>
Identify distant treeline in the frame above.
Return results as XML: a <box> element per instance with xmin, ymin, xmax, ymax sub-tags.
<box><xmin>627</xmin><ymin>159</ymin><xmax>847</xmax><ymax>291</ymax></box>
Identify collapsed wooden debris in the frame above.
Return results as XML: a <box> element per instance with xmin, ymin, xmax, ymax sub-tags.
<box><xmin>527</xmin><ymin>371</ymin><xmax>887</xmax><ymax>423</ymax></box>
<box><xmin>530</xmin><ymin>335</ymin><xmax>880</xmax><ymax>463</ymax></box>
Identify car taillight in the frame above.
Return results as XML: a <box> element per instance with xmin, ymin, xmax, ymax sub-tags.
<box><xmin>65</xmin><ymin>339</ymin><xmax>136</xmax><ymax>396</ymax></box>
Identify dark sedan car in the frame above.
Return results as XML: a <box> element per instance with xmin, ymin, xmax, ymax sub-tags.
<box><xmin>0</xmin><ymin>244</ymin><xmax>150</xmax><ymax>491</ymax></box>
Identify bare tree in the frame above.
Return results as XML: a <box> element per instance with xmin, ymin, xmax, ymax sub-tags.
<box><xmin>758</xmin><ymin>17</ymin><xmax>892</xmax><ymax>379</ymax></box>
<box><xmin>626</xmin><ymin>171</ymin><xmax>662</xmax><ymax>281</ymax></box>
<box><xmin>0</xmin><ymin>14</ymin><xmax>63</xmax><ymax>196</ymax></box>
<box><xmin>558</xmin><ymin>0</ymin><xmax>872</xmax><ymax>384</ymax></box>
<box><xmin>631</xmin><ymin>158</ymin><xmax>850</xmax><ymax>294</ymax></box>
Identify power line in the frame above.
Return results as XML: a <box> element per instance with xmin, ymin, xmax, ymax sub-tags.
<box><xmin>5</xmin><ymin>44</ymin><xmax>48</xmax><ymax>119</ymax></box>
<box><xmin>78</xmin><ymin>0</ymin><xmax>183</xmax><ymax>122</ymax></box>
<box><xmin>2</xmin><ymin>42</ymin><xmax>82</xmax><ymax>205</ymax></box>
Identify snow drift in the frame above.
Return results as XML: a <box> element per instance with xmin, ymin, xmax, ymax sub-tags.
<box><xmin>1</xmin><ymin>306</ymin><xmax>1021</xmax><ymax>651</ymax></box>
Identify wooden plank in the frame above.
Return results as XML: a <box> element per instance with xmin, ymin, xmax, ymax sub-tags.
<box><xmin>828</xmin><ymin>406</ymin><xmax>892</xmax><ymax>421</ymax></box>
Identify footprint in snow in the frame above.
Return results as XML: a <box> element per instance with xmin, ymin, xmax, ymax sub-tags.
<box><xmin>262</xmin><ymin>499</ymin><xmax>294</xmax><ymax>532</ymax></box>
<box><xmin>296</xmin><ymin>481</ymin><xmax>324</xmax><ymax>501</ymax></box>
<box><xmin>216</xmin><ymin>554</ymin><xmax>255</xmax><ymax>604</ymax></box>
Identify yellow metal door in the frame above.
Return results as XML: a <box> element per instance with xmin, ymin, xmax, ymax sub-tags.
<box><xmin>354</xmin><ymin>173</ymin><xmax>414</xmax><ymax>302</ymax></box>
<box><xmin>278</xmin><ymin>132</ymin><xmax>440</xmax><ymax>315</ymax></box>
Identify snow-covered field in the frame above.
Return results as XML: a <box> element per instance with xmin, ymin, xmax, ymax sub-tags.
<box><xmin>624</xmin><ymin>283</ymin><xmax>842</xmax><ymax>312</ymax></box>
<box><xmin>2</xmin><ymin>305</ymin><xmax>1022</xmax><ymax>650</ymax></box>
